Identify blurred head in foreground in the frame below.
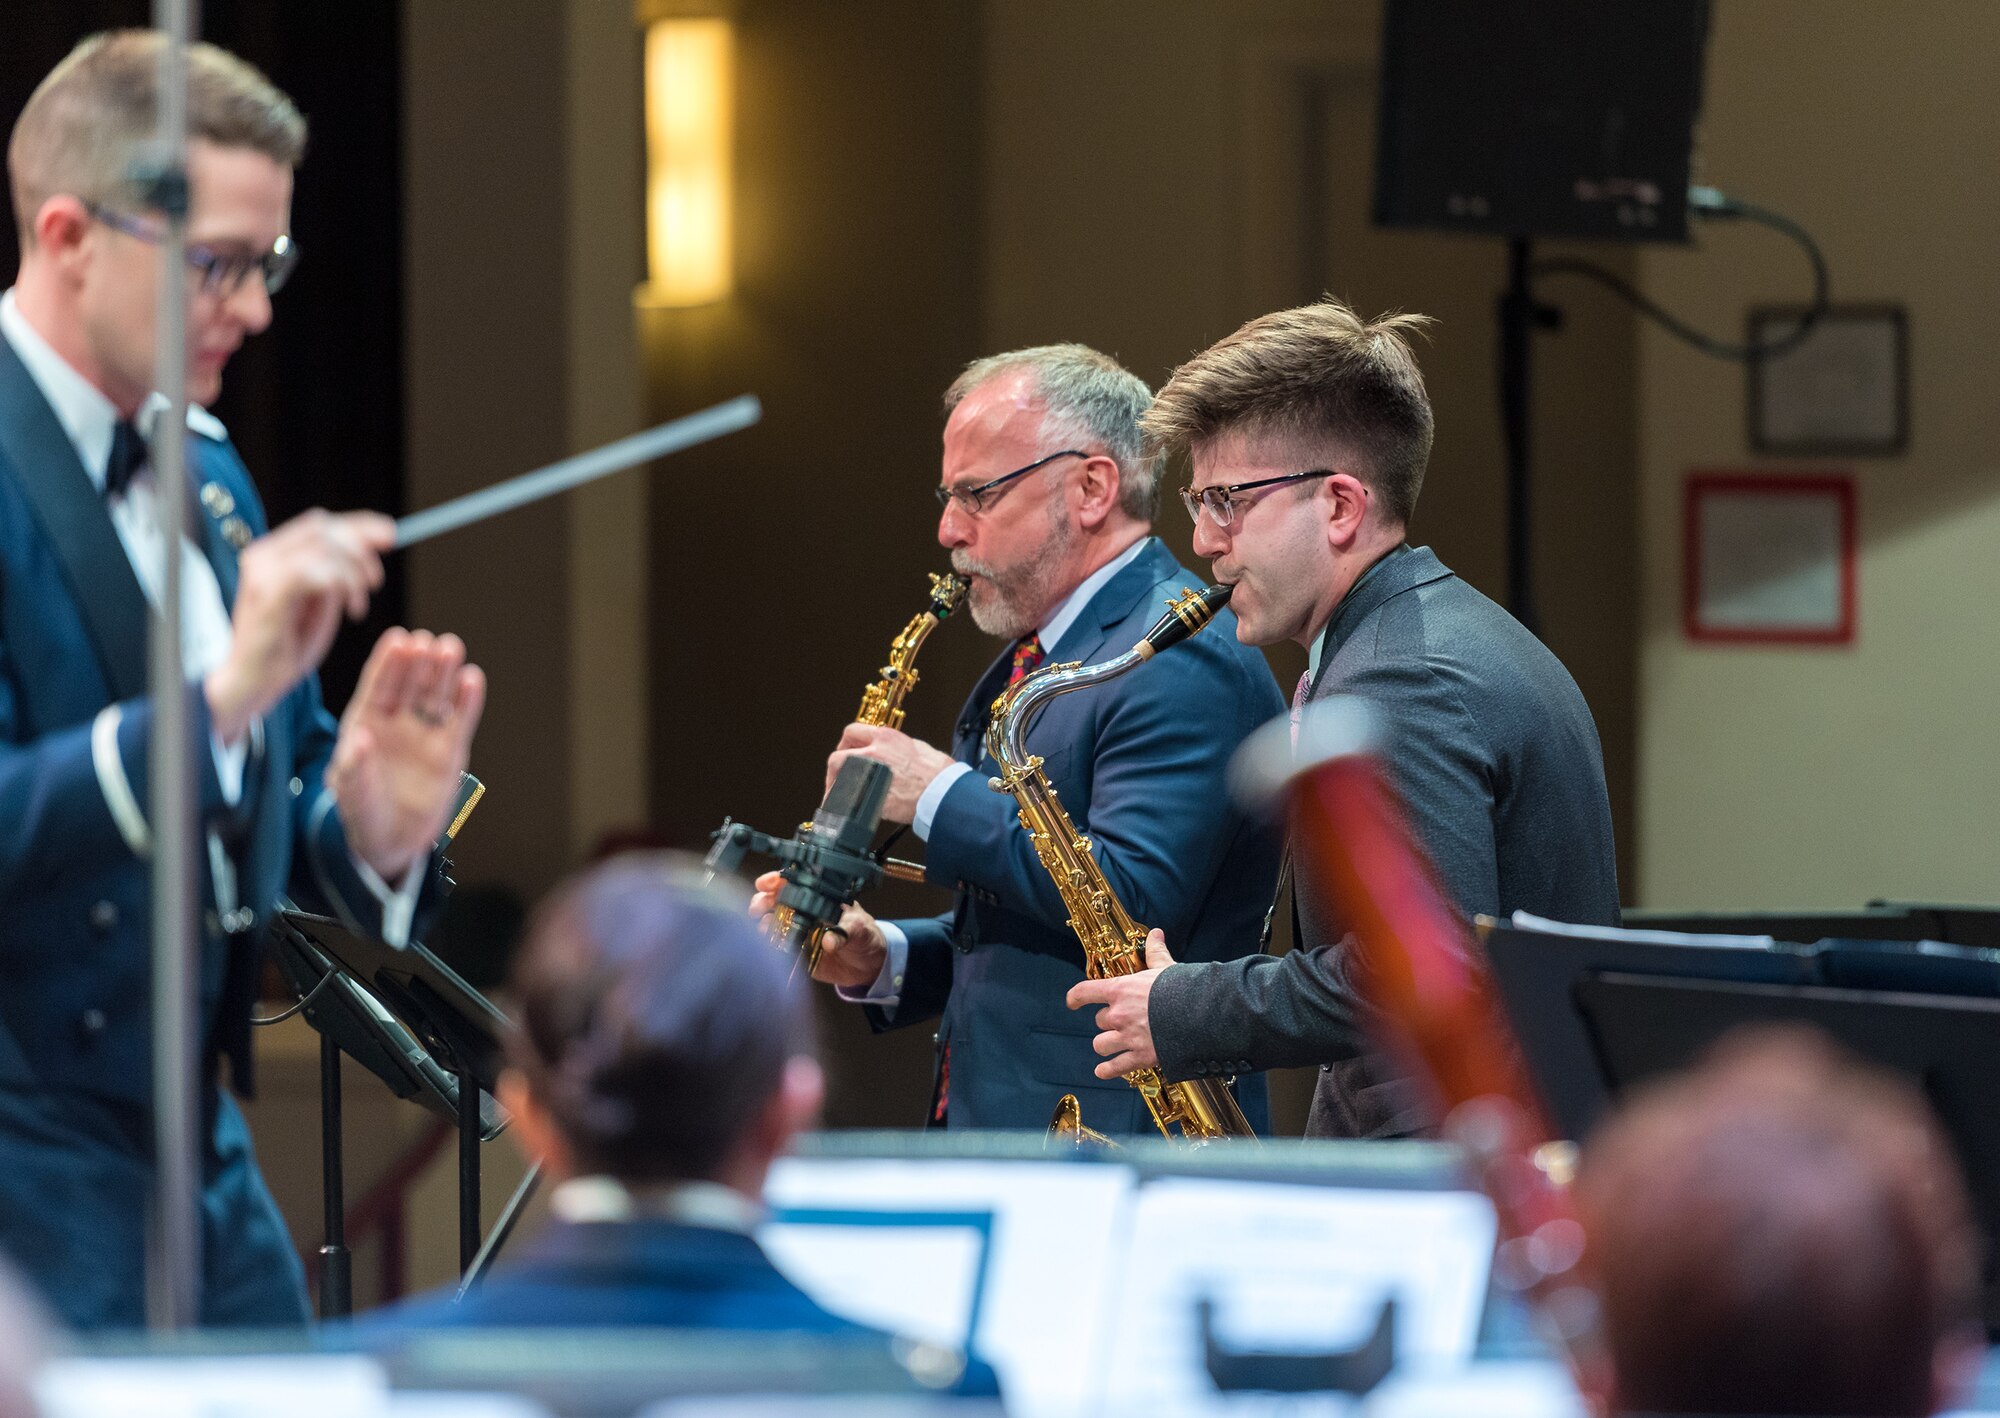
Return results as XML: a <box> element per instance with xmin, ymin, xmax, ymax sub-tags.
<box><xmin>0</xmin><ymin>1257</ymin><xmax>46</xmax><ymax>1418</ymax></box>
<box><xmin>1577</xmin><ymin>1026</ymin><xmax>1981</xmax><ymax>1416</ymax></box>
<box><xmin>501</xmin><ymin>854</ymin><xmax>823</xmax><ymax>1198</ymax></box>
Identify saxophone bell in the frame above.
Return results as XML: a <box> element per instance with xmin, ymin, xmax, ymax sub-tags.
<box><xmin>1047</xmin><ymin>1094</ymin><xmax>1119</xmax><ymax>1150</ymax></box>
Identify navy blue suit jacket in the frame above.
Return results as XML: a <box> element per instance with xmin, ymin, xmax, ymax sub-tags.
<box><xmin>363</xmin><ymin>1220</ymin><xmax>873</xmax><ymax>1333</ymax></box>
<box><xmin>874</xmin><ymin>538</ymin><xmax>1286</xmax><ymax>1133</ymax></box>
<box><xmin>355</xmin><ymin>1219</ymin><xmax>1002</xmax><ymax>1396</ymax></box>
<box><xmin>0</xmin><ymin>331</ymin><xmax>435</xmax><ymax>1110</ymax></box>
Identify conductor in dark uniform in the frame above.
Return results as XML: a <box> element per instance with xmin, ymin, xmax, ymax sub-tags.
<box><xmin>0</xmin><ymin>32</ymin><xmax>484</xmax><ymax>1327</ymax></box>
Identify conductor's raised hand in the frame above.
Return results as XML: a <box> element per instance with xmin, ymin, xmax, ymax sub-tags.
<box><xmin>825</xmin><ymin>723</ymin><xmax>955</xmax><ymax>825</ymax></box>
<box><xmin>751</xmin><ymin>871</ymin><xmax>889</xmax><ymax>991</ymax></box>
<box><xmin>326</xmin><ymin>628</ymin><xmax>486</xmax><ymax>881</ymax></box>
<box><xmin>206</xmin><ymin>509</ymin><xmax>395</xmax><ymax>742</ymax></box>
<box><xmin>1067</xmin><ymin>928</ymin><xmax>1176</xmax><ymax>1078</ymax></box>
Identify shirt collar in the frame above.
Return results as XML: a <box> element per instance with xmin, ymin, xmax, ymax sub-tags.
<box><xmin>1037</xmin><ymin>535</ymin><xmax>1149</xmax><ymax>651</ymax></box>
<box><xmin>1</xmin><ymin>287</ymin><xmax>231</xmax><ymax>494</ymax></box>
<box><xmin>549</xmin><ymin>1175</ymin><xmax>766</xmax><ymax>1234</ymax></box>
<box><xmin>2</xmin><ymin>289</ymin><xmax>121</xmax><ymax>492</ymax></box>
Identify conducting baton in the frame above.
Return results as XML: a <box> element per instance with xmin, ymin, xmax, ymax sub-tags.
<box><xmin>392</xmin><ymin>394</ymin><xmax>762</xmax><ymax>549</ymax></box>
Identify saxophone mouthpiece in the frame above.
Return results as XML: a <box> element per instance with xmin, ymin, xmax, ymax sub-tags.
<box><xmin>1136</xmin><ymin>583</ymin><xmax>1233</xmax><ymax>659</ymax></box>
<box><xmin>929</xmin><ymin>571</ymin><xmax>971</xmax><ymax>618</ymax></box>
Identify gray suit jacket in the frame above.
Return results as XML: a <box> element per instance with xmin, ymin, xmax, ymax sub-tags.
<box><xmin>1150</xmin><ymin>545</ymin><xmax>1620</xmax><ymax>1138</ymax></box>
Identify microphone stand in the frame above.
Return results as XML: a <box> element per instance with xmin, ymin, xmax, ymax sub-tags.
<box><xmin>144</xmin><ymin>1</ymin><xmax>202</xmax><ymax>1331</ymax></box>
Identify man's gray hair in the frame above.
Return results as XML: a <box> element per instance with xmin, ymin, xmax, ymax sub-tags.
<box><xmin>944</xmin><ymin>343</ymin><xmax>1158</xmax><ymax>521</ymax></box>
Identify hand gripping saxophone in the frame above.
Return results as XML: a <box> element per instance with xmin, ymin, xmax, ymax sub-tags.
<box><xmin>774</xmin><ymin>571</ymin><xmax>970</xmax><ymax>961</ymax></box>
<box><xmin>986</xmin><ymin>584</ymin><xmax>1256</xmax><ymax>1143</ymax></box>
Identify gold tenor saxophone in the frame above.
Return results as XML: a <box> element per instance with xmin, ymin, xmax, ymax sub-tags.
<box><xmin>986</xmin><ymin>584</ymin><xmax>1255</xmax><ymax>1143</ymax></box>
<box><xmin>776</xmin><ymin>572</ymin><xmax>970</xmax><ymax>960</ymax></box>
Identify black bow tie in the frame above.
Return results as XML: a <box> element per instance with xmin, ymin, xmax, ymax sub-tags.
<box><xmin>104</xmin><ymin>419</ymin><xmax>147</xmax><ymax>499</ymax></box>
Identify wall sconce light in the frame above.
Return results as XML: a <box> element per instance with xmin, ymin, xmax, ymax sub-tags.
<box><xmin>637</xmin><ymin>17</ymin><xmax>733</xmax><ymax>307</ymax></box>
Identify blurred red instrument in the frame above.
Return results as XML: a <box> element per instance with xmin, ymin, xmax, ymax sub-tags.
<box><xmin>1236</xmin><ymin>701</ymin><xmax>1611</xmax><ymax>1409</ymax></box>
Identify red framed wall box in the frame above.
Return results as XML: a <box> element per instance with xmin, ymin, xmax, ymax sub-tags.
<box><xmin>1682</xmin><ymin>471</ymin><xmax>1857</xmax><ymax>646</ymax></box>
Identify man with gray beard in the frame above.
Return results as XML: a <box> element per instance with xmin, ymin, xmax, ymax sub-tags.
<box><xmin>753</xmin><ymin>345</ymin><xmax>1284</xmax><ymax>1133</ymax></box>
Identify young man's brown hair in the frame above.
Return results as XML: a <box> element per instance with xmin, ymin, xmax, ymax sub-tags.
<box><xmin>1142</xmin><ymin>299</ymin><xmax>1434</xmax><ymax>525</ymax></box>
<box><xmin>9</xmin><ymin>29</ymin><xmax>306</xmax><ymax>247</ymax></box>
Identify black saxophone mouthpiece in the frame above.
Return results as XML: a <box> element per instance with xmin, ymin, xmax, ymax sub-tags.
<box><xmin>1137</xmin><ymin>583</ymin><xmax>1233</xmax><ymax>658</ymax></box>
<box><xmin>929</xmin><ymin>571</ymin><xmax>971</xmax><ymax>619</ymax></box>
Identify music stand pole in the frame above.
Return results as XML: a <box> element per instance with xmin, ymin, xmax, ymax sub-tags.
<box><xmin>318</xmin><ymin>1030</ymin><xmax>352</xmax><ymax>1317</ymax></box>
<box><xmin>458</xmin><ymin>1162</ymin><xmax>543</xmax><ymax>1299</ymax></box>
<box><xmin>457</xmin><ymin>1064</ymin><xmax>481</xmax><ymax>1272</ymax></box>
<box><xmin>145</xmin><ymin>0</ymin><xmax>202</xmax><ymax>1332</ymax></box>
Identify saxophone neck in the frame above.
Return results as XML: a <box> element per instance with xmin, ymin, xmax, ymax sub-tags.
<box><xmin>855</xmin><ymin>571</ymin><xmax>969</xmax><ymax>725</ymax></box>
<box><xmin>988</xmin><ymin>648</ymin><xmax>1144</xmax><ymax>769</ymax></box>
<box><xmin>984</xmin><ymin>581</ymin><xmax>1231</xmax><ymax>767</ymax></box>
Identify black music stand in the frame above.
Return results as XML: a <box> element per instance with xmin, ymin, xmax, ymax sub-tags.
<box><xmin>1481</xmin><ymin>919</ymin><xmax>1810</xmax><ymax>1139</ymax></box>
<box><xmin>275</xmin><ymin>909</ymin><xmax>514</xmax><ymax>1291</ymax></box>
<box><xmin>1621</xmin><ymin>904</ymin><xmax>1935</xmax><ymax>944</ymax></box>
<box><xmin>1871</xmin><ymin>901</ymin><xmax>2000</xmax><ymax>952</ymax></box>
<box><xmin>1483</xmin><ymin>918</ymin><xmax>2000</xmax><ymax>1333</ymax></box>
<box><xmin>1624</xmin><ymin>900</ymin><xmax>2000</xmax><ymax>950</ymax></box>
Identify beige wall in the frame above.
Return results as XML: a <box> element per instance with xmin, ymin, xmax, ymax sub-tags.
<box><xmin>403</xmin><ymin>0</ymin><xmax>647</xmax><ymax>900</ymax></box>
<box><xmin>1634</xmin><ymin>0</ymin><xmax>2000</xmax><ymax>909</ymax></box>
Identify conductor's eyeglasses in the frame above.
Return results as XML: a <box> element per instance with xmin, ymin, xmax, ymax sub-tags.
<box><xmin>86</xmin><ymin>203</ymin><xmax>301</xmax><ymax>297</ymax></box>
<box><xmin>936</xmin><ymin>449</ymin><xmax>1088</xmax><ymax>516</ymax></box>
<box><xmin>1180</xmin><ymin>469</ymin><xmax>1337</xmax><ymax>528</ymax></box>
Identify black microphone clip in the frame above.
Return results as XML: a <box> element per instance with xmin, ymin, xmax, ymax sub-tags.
<box><xmin>703</xmin><ymin>756</ymin><xmax>893</xmax><ymax>953</ymax></box>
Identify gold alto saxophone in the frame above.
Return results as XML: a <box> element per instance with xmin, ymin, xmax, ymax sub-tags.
<box><xmin>986</xmin><ymin>584</ymin><xmax>1256</xmax><ymax>1143</ymax></box>
<box><xmin>776</xmin><ymin>571</ymin><xmax>970</xmax><ymax>961</ymax></box>
<box><xmin>854</xmin><ymin>571</ymin><xmax>970</xmax><ymax>731</ymax></box>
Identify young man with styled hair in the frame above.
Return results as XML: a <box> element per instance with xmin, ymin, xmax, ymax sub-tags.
<box><xmin>1070</xmin><ymin>299</ymin><xmax>1619</xmax><ymax>1138</ymax></box>
<box><xmin>1</xmin><ymin>32</ymin><xmax>483</xmax><ymax>1327</ymax></box>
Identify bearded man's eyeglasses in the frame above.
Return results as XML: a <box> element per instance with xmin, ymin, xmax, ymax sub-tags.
<box><xmin>86</xmin><ymin>202</ymin><xmax>300</xmax><ymax>297</ymax></box>
<box><xmin>935</xmin><ymin>449</ymin><xmax>1089</xmax><ymax>516</ymax></box>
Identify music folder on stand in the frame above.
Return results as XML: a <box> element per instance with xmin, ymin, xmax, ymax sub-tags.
<box><xmin>271</xmin><ymin>905</ymin><xmax>519</xmax><ymax>1315</ymax></box>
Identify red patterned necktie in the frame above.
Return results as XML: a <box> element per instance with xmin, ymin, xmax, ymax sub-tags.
<box><xmin>1007</xmin><ymin>633</ymin><xmax>1045</xmax><ymax>687</ymax></box>
<box><xmin>934</xmin><ymin>633</ymin><xmax>1047</xmax><ymax>1126</ymax></box>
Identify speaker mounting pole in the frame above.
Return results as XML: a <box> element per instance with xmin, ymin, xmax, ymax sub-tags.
<box><xmin>1497</xmin><ymin>236</ymin><xmax>1562</xmax><ymax>637</ymax></box>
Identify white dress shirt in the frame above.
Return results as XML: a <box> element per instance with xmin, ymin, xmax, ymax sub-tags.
<box><xmin>1</xmin><ymin>288</ymin><xmax>419</xmax><ymax>943</ymax></box>
<box><xmin>857</xmin><ymin>536</ymin><xmax>1151</xmax><ymax>1006</ymax></box>
<box><xmin>549</xmin><ymin>1175</ymin><xmax>765</xmax><ymax>1233</ymax></box>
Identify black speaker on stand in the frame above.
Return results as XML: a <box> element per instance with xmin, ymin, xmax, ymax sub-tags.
<box><xmin>1373</xmin><ymin>1</ymin><xmax>1712</xmax><ymax>633</ymax></box>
